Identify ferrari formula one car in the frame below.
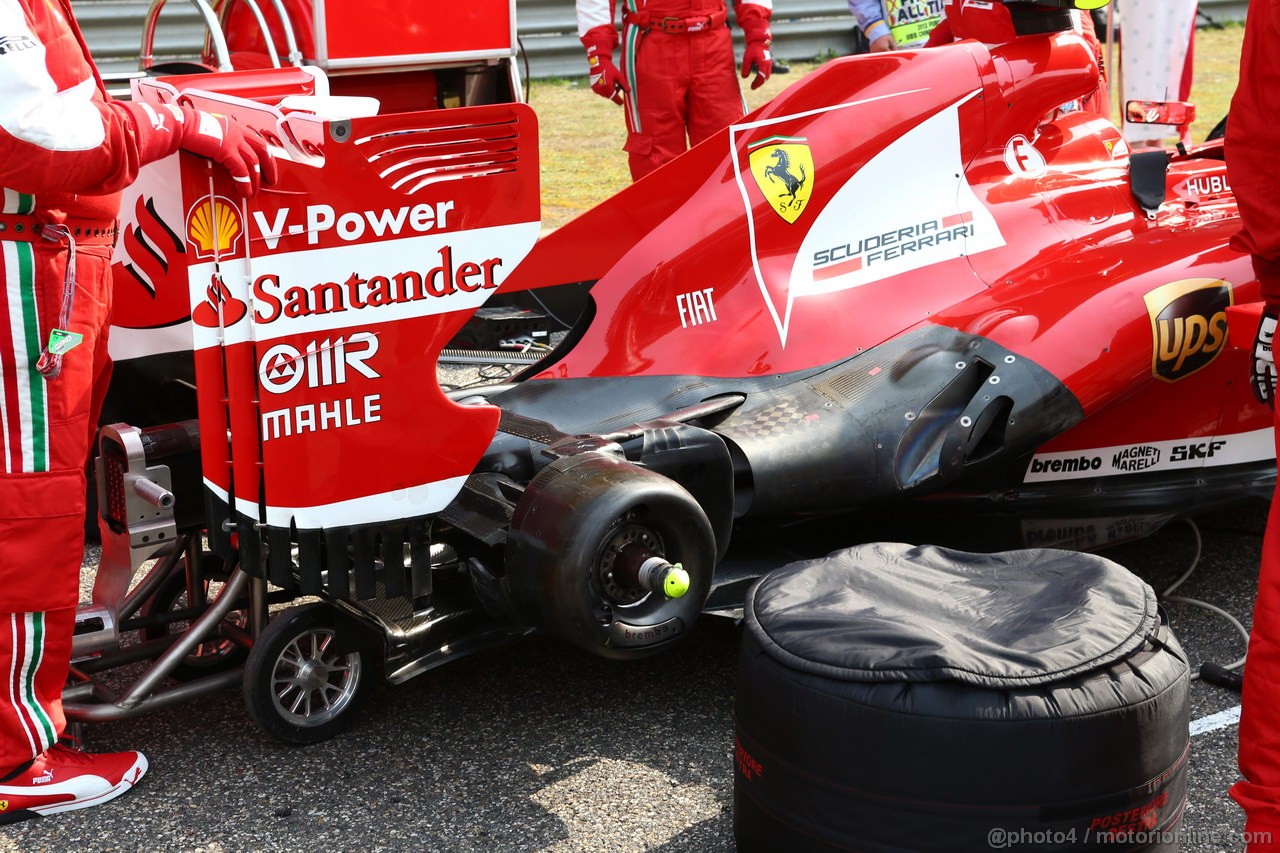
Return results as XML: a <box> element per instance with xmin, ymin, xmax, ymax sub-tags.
<box><xmin>73</xmin><ymin>0</ymin><xmax>1270</xmax><ymax>742</ymax></box>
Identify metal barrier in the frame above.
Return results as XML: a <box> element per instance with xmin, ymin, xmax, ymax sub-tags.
<box><xmin>76</xmin><ymin>0</ymin><xmax>1249</xmax><ymax>80</ymax></box>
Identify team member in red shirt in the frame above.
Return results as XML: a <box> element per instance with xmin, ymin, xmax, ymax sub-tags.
<box><xmin>0</xmin><ymin>0</ymin><xmax>272</xmax><ymax>822</ymax></box>
<box><xmin>577</xmin><ymin>0</ymin><xmax>774</xmax><ymax>181</ymax></box>
<box><xmin>1229</xmin><ymin>2</ymin><xmax>1280</xmax><ymax>849</ymax></box>
<box><xmin>924</xmin><ymin>0</ymin><xmax>1019</xmax><ymax>44</ymax></box>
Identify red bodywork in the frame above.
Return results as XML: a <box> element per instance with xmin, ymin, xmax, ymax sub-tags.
<box><xmin>214</xmin><ymin>0</ymin><xmax>514</xmax><ymax>69</ymax></box>
<box><xmin>78</xmin><ymin>12</ymin><xmax>1272</xmax><ymax>732</ymax></box>
<box><xmin>495</xmin><ymin>33</ymin><xmax>1266</xmax><ymax>546</ymax></box>
<box><xmin>116</xmin><ymin>69</ymin><xmax>539</xmax><ymax>545</ymax></box>
<box><xmin>515</xmin><ymin>34</ymin><xmax>1247</xmax><ymax>391</ymax></box>
<box><xmin>107</xmin><ymin>27</ymin><xmax>1268</xmax><ymax>567</ymax></box>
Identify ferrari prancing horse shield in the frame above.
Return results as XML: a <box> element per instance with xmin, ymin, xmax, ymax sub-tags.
<box><xmin>749</xmin><ymin>137</ymin><xmax>814</xmax><ymax>224</ymax></box>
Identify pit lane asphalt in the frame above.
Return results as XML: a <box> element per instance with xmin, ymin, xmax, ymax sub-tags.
<box><xmin>1</xmin><ymin>501</ymin><xmax>1266</xmax><ymax>852</ymax></box>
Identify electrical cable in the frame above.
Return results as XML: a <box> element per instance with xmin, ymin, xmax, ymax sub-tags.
<box><xmin>1164</xmin><ymin>595</ymin><xmax>1250</xmax><ymax>672</ymax></box>
<box><xmin>1159</xmin><ymin>515</ymin><xmax>1203</xmax><ymax>598</ymax></box>
<box><xmin>479</xmin><ymin>363</ymin><xmax>515</xmax><ymax>382</ymax></box>
<box><xmin>517</xmin><ymin>35</ymin><xmax>531</xmax><ymax>103</ymax></box>
<box><xmin>1156</xmin><ymin>516</ymin><xmax>1251</xmax><ymax>683</ymax></box>
<box><xmin>527</xmin><ymin>288</ymin><xmax>575</xmax><ymax>331</ymax></box>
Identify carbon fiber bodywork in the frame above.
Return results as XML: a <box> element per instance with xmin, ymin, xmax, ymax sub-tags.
<box><xmin>478</xmin><ymin>324</ymin><xmax>1083</xmax><ymax>530</ymax></box>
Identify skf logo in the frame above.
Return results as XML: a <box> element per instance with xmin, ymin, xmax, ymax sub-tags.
<box><xmin>749</xmin><ymin>137</ymin><xmax>813</xmax><ymax>224</ymax></box>
<box><xmin>0</xmin><ymin>35</ymin><xmax>36</xmax><ymax>56</ymax></box>
<box><xmin>258</xmin><ymin>332</ymin><xmax>380</xmax><ymax>394</ymax></box>
<box><xmin>186</xmin><ymin>196</ymin><xmax>243</xmax><ymax>259</ymax></box>
<box><xmin>1171</xmin><ymin>440</ymin><xmax>1226</xmax><ymax>462</ymax></box>
<box><xmin>1144</xmin><ymin>278</ymin><xmax>1232</xmax><ymax>382</ymax></box>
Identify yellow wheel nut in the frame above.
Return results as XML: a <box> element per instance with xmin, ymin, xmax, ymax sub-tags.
<box><xmin>663</xmin><ymin>563</ymin><xmax>691</xmax><ymax>599</ymax></box>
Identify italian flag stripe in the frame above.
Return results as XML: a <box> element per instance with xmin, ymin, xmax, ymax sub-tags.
<box><xmin>624</xmin><ymin>0</ymin><xmax>642</xmax><ymax>132</ymax></box>
<box><xmin>22</xmin><ymin>614</ymin><xmax>56</xmax><ymax>750</ymax></box>
<box><xmin>1</xmin><ymin>241</ymin><xmax>47</xmax><ymax>473</ymax></box>
<box><xmin>1</xmin><ymin>189</ymin><xmax>35</xmax><ymax>215</ymax></box>
<box><xmin>7</xmin><ymin>614</ymin><xmax>55</xmax><ymax>758</ymax></box>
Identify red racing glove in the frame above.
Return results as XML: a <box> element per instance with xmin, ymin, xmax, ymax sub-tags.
<box><xmin>738</xmin><ymin>4</ymin><xmax>773</xmax><ymax>90</ymax></box>
<box><xmin>1253</xmin><ymin>304</ymin><xmax>1279</xmax><ymax>408</ymax></box>
<box><xmin>176</xmin><ymin>106</ymin><xmax>277</xmax><ymax>196</ymax></box>
<box><xmin>581</xmin><ymin>25</ymin><xmax>629</xmax><ymax>105</ymax></box>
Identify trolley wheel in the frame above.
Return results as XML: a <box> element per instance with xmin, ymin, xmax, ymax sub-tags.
<box><xmin>140</xmin><ymin>556</ymin><xmax>248</xmax><ymax>680</ymax></box>
<box><xmin>243</xmin><ymin>603</ymin><xmax>375</xmax><ymax>745</ymax></box>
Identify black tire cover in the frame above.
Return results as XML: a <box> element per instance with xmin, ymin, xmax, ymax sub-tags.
<box><xmin>746</xmin><ymin>542</ymin><xmax>1159</xmax><ymax>688</ymax></box>
<box><xmin>734</xmin><ymin>543</ymin><xmax>1189</xmax><ymax>852</ymax></box>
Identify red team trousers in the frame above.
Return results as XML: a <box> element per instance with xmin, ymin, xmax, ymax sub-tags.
<box><xmin>1229</xmin><ymin>0</ymin><xmax>1280</xmax><ymax>848</ymax></box>
<box><xmin>618</xmin><ymin>0</ymin><xmax>746</xmax><ymax>180</ymax></box>
<box><xmin>0</xmin><ymin>229</ymin><xmax>115</xmax><ymax>770</ymax></box>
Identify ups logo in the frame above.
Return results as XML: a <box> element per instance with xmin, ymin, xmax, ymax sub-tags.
<box><xmin>1143</xmin><ymin>279</ymin><xmax>1233</xmax><ymax>382</ymax></box>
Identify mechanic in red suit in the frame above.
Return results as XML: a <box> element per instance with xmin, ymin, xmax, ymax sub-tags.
<box><xmin>0</xmin><ymin>0</ymin><xmax>272</xmax><ymax>823</ymax></box>
<box><xmin>1229</xmin><ymin>1</ymin><xmax>1280</xmax><ymax>849</ymax></box>
<box><xmin>925</xmin><ymin>0</ymin><xmax>1109</xmax><ymax>118</ymax></box>
<box><xmin>577</xmin><ymin>0</ymin><xmax>774</xmax><ymax>181</ymax></box>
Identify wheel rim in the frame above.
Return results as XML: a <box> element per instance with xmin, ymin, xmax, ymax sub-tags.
<box><xmin>596</xmin><ymin>511</ymin><xmax>666</xmax><ymax>607</ymax></box>
<box><xmin>269</xmin><ymin>628</ymin><xmax>362</xmax><ymax>727</ymax></box>
<box><xmin>173</xmin><ymin>582</ymin><xmax>246</xmax><ymax>665</ymax></box>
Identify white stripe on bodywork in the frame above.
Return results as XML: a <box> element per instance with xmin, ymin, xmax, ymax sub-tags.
<box><xmin>728</xmin><ymin>87</ymin><xmax>932</xmax><ymax>345</ymax></box>
<box><xmin>1024</xmin><ymin>428</ymin><xmax>1276</xmax><ymax>484</ymax></box>
<box><xmin>187</xmin><ymin>219</ymin><xmax>542</xmax><ymax>348</ymax></box>
<box><xmin>239</xmin><ymin>473</ymin><xmax>470</xmax><ymax>529</ymax></box>
<box><xmin>108</xmin><ymin>321</ymin><xmax>194</xmax><ymax>362</ymax></box>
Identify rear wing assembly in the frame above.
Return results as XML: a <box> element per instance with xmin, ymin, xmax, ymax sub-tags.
<box><xmin>129</xmin><ymin>69</ymin><xmax>541</xmax><ymax>596</ymax></box>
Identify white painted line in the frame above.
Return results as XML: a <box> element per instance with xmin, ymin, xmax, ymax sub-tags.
<box><xmin>1191</xmin><ymin>705</ymin><xmax>1241</xmax><ymax>737</ymax></box>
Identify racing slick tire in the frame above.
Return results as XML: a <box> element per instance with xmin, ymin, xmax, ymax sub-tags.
<box><xmin>734</xmin><ymin>543</ymin><xmax>1190</xmax><ymax>852</ymax></box>
<box><xmin>243</xmin><ymin>603</ymin><xmax>376</xmax><ymax>745</ymax></box>
<box><xmin>505</xmin><ymin>452</ymin><xmax>716</xmax><ymax>661</ymax></box>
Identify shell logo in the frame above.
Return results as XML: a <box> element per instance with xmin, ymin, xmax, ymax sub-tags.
<box><xmin>185</xmin><ymin>196</ymin><xmax>243</xmax><ymax>259</ymax></box>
